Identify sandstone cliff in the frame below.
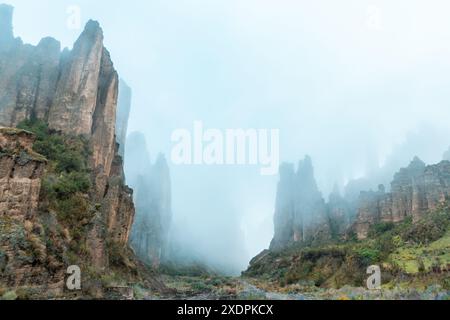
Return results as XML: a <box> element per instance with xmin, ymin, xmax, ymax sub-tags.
<box><xmin>269</xmin><ymin>155</ymin><xmax>450</xmax><ymax>250</ymax></box>
<box><xmin>328</xmin><ymin>185</ymin><xmax>353</xmax><ymax>238</ymax></box>
<box><xmin>0</xmin><ymin>7</ymin><xmax>119</xmax><ymax>191</ymax></box>
<box><xmin>270</xmin><ymin>156</ymin><xmax>331</xmax><ymax>250</ymax></box>
<box><xmin>0</xmin><ymin>128</ymin><xmax>46</xmax><ymax>221</ymax></box>
<box><xmin>354</xmin><ymin>157</ymin><xmax>450</xmax><ymax>239</ymax></box>
<box><xmin>0</xmin><ymin>128</ymin><xmax>66</xmax><ymax>294</ymax></box>
<box><xmin>125</xmin><ymin>132</ymin><xmax>173</xmax><ymax>268</ymax></box>
<box><xmin>0</xmin><ymin>5</ymin><xmax>145</xmax><ymax>297</ymax></box>
<box><xmin>116</xmin><ymin>81</ymin><xmax>132</xmax><ymax>158</ymax></box>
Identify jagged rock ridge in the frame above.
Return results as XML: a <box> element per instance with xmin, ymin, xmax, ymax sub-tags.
<box><xmin>125</xmin><ymin>132</ymin><xmax>172</xmax><ymax>268</ymax></box>
<box><xmin>0</xmin><ymin>5</ymin><xmax>142</xmax><ymax>295</ymax></box>
<box><xmin>116</xmin><ymin>80</ymin><xmax>132</xmax><ymax>158</ymax></box>
<box><xmin>0</xmin><ymin>7</ymin><xmax>119</xmax><ymax>187</ymax></box>
<box><xmin>354</xmin><ymin>157</ymin><xmax>450</xmax><ymax>238</ymax></box>
<box><xmin>271</xmin><ymin>156</ymin><xmax>335</xmax><ymax>250</ymax></box>
<box><xmin>270</xmin><ymin>155</ymin><xmax>450</xmax><ymax>250</ymax></box>
<box><xmin>0</xmin><ymin>128</ymin><xmax>46</xmax><ymax>221</ymax></box>
<box><xmin>0</xmin><ymin>128</ymin><xmax>66</xmax><ymax>292</ymax></box>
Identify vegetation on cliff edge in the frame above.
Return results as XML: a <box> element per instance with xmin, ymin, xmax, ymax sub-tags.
<box><xmin>244</xmin><ymin>205</ymin><xmax>450</xmax><ymax>290</ymax></box>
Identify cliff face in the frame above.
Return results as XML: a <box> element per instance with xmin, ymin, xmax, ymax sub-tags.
<box><xmin>0</xmin><ymin>128</ymin><xmax>65</xmax><ymax>293</ymax></box>
<box><xmin>0</xmin><ymin>128</ymin><xmax>46</xmax><ymax>221</ymax></box>
<box><xmin>116</xmin><ymin>81</ymin><xmax>132</xmax><ymax>158</ymax></box>
<box><xmin>354</xmin><ymin>158</ymin><xmax>450</xmax><ymax>239</ymax></box>
<box><xmin>0</xmin><ymin>26</ymin><xmax>60</xmax><ymax>126</ymax></box>
<box><xmin>0</xmin><ymin>8</ymin><xmax>118</xmax><ymax>192</ymax></box>
<box><xmin>0</xmin><ymin>5</ymin><xmax>137</xmax><ymax>292</ymax></box>
<box><xmin>269</xmin><ymin>155</ymin><xmax>450</xmax><ymax>250</ymax></box>
<box><xmin>270</xmin><ymin>156</ymin><xmax>331</xmax><ymax>250</ymax></box>
<box><xmin>126</xmin><ymin>133</ymin><xmax>172</xmax><ymax>268</ymax></box>
<box><xmin>270</xmin><ymin>163</ymin><xmax>296</xmax><ymax>250</ymax></box>
<box><xmin>328</xmin><ymin>186</ymin><xmax>352</xmax><ymax>238</ymax></box>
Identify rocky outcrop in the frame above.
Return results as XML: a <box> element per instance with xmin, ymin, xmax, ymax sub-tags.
<box><xmin>0</xmin><ymin>128</ymin><xmax>46</xmax><ymax>221</ymax></box>
<box><xmin>269</xmin><ymin>154</ymin><xmax>450</xmax><ymax>250</ymax></box>
<box><xmin>270</xmin><ymin>156</ymin><xmax>331</xmax><ymax>250</ymax></box>
<box><xmin>48</xmin><ymin>20</ymin><xmax>106</xmax><ymax>136</ymax></box>
<box><xmin>353</xmin><ymin>185</ymin><xmax>390</xmax><ymax>239</ymax></box>
<box><xmin>328</xmin><ymin>185</ymin><xmax>352</xmax><ymax>238</ymax></box>
<box><xmin>295</xmin><ymin>157</ymin><xmax>330</xmax><ymax>243</ymax></box>
<box><xmin>0</xmin><ymin>6</ymin><xmax>135</xmax><ymax>272</ymax></box>
<box><xmin>0</xmin><ymin>6</ymin><xmax>176</xmax><ymax>298</ymax></box>
<box><xmin>0</xmin><ymin>7</ymin><xmax>119</xmax><ymax>192</ymax></box>
<box><xmin>354</xmin><ymin>157</ymin><xmax>450</xmax><ymax>239</ymax></box>
<box><xmin>270</xmin><ymin>163</ymin><xmax>296</xmax><ymax>250</ymax></box>
<box><xmin>126</xmin><ymin>133</ymin><xmax>172</xmax><ymax>268</ymax></box>
<box><xmin>116</xmin><ymin>81</ymin><xmax>132</xmax><ymax>158</ymax></box>
<box><xmin>0</xmin><ymin>128</ymin><xmax>66</xmax><ymax>293</ymax></box>
<box><xmin>103</xmin><ymin>151</ymin><xmax>135</xmax><ymax>246</ymax></box>
<box><xmin>0</xmin><ymin>6</ymin><xmax>61</xmax><ymax>126</ymax></box>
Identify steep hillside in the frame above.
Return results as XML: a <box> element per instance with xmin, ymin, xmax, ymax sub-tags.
<box><xmin>245</xmin><ymin>198</ymin><xmax>450</xmax><ymax>296</ymax></box>
<box><xmin>0</xmin><ymin>5</ymin><xmax>166</xmax><ymax>299</ymax></box>
<box><xmin>245</xmin><ymin>155</ymin><xmax>450</xmax><ymax>297</ymax></box>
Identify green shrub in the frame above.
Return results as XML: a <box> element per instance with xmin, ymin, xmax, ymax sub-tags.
<box><xmin>17</xmin><ymin>119</ymin><xmax>91</xmax><ymax>175</ymax></box>
<box><xmin>1</xmin><ymin>291</ymin><xmax>17</xmax><ymax>300</ymax></box>
<box><xmin>354</xmin><ymin>248</ymin><xmax>380</xmax><ymax>264</ymax></box>
<box><xmin>368</xmin><ymin>222</ymin><xmax>395</xmax><ymax>238</ymax></box>
<box><xmin>18</xmin><ymin>119</ymin><xmax>93</xmax><ymax>228</ymax></box>
<box><xmin>401</xmin><ymin>212</ymin><xmax>450</xmax><ymax>244</ymax></box>
<box><xmin>52</xmin><ymin>172</ymin><xmax>91</xmax><ymax>198</ymax></box>
<box><xmin>191</xmin><ymin>281</ymin><xmax>212</xmax><ymax>292</ymax></box>
<box><xmin>55</xmin><ymin>194</ymin><xmax>91</xmax><ymax>227</ymax></box>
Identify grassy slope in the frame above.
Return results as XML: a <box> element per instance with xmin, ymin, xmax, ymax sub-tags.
<box><xmin>0</xmin><ymin>120</ymin><xmax>165</xmax><ymax>299</ymax></box>
<box><xmin>244</xmin><ymin>205</ymin><xmax>450</xmax><ymax>291</ymax></box>
<box><xmin>390</xmin><ymin>230</ymin><xmax>450</xmax><ymax>274</ymax></box>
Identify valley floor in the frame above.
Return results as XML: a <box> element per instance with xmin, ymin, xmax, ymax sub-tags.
<box><xmin>138</xmin><ymin>275</ymin><xmax>450</xmax><ymax>300</ymax></box>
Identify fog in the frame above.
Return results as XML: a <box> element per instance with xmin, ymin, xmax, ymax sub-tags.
<box><xmin>8</xmin><ymin>0</ymin><xmax>450</xmax><ymax>273</ymax></box>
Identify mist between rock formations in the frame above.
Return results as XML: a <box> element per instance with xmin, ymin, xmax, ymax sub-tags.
<box><xmin>4</xmin><ymin>0</ymin><xmax>450</xmax><ymax>275</ymax></box>
<box><xmin>170</xmin><ymin>121</ymin><xmax>280</xmax><ymax>176</ymax></box>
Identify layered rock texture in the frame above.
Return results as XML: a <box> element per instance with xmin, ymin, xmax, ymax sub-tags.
<box><xmin>270</xmin><ymin>157</ymin><xmax>332</xmax><ymax>250</ymax></box>
<box><xmin>0</xmin><ymin>128</ymin><xmax>65</xmax><ymax>293</ymax></box>
<box><xmin>125</xmin><ymin>132</ymin><xmax>172</xmax><ymax>268</ymax></box>
<box><xmin>270</xmin><ymin>155</ymin><xmax>450</xmax><ymax>251</ymax></box>
<box><xmin>0</xmin><ymin>5</ymin><xmax>144</xmax><ymax>296</ymax></box>
<box><xmin>0</xmin><ymin>7</ymin><xmax>119</xmax><ymax>192</ymax></box>
<box><xmin>0</xmin><ymin>128</ymin><xmax>46</xmax><ymax>221</ymax></box>
<box><xmin>116</xmin><ymin>81</ymin><xmax>132</xmax><ymax>158</ymax></box>
<box><xmin>354</xmin><ymin>158</ymin><xmax>450</xmax><ymax>239</ymax></box>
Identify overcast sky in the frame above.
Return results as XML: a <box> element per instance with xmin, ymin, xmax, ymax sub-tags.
<box><xmin>7</xmin><ymin>0</ymin><xmax>450</xmax><ymax>272</ymax></box>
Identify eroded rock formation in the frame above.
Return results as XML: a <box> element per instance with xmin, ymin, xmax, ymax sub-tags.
<box><xmin>0</xmin><ymin>7</ymin><xmax>119</xmax><ymax>192</ymax></box>
<box><xmin>0</xmin><ymin>5</ymin><xmax>136</xmax><ymax>284</ymax></box>
<box><xmin>0</xmin><ymin>128</ymin><xmax>66</xmax><ymax>293</ymax></box>
<box><xmin>270</xmin><ymin>156</ymin><xmax>331</xmax><ymax>250</ymax></box>
<box><xmin>270</xmin><ymin>155</ymin><xmax>450</xmax><ymax>250</ymax></box>
<box><xmin>354</xmin><ymin>158</ymin><xmax>450</xmax><ymax>239</ymax></box>
<box><xmin>116</xmin><ymin>81</ymin><xmax>132</xmax><ymax>158</ymax></box>
<box><xmin>126</xmin><ymin>133</ymin><xmax>172</xmax><ymax>268</ymax></box>
<box><xmin>0</xmin><ymin>128</ymin><xmax>46</xmax><ymax>221</ymax></box>
<box><xmin>328</xmin><ymin>185</ymin><xmax>352</xmax><ymax>238</ymax></box>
